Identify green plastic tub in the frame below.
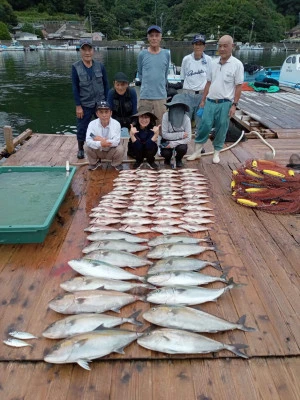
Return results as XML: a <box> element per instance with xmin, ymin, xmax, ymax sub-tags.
<box><xmin>0</xmin><ymin>166</ymin><xmax>76</xmax><ymax>244</ymax></box>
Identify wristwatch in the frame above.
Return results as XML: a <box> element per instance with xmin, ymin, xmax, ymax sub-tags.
<box><xmin>232</xmin><ymin>102</ymin><xmax>238</xmax><ymax>107</ymax></box>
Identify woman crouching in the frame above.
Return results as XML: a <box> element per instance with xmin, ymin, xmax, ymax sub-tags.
<box><xmin>128</xmin><ymin>109</ymin><xmax>160</xmax><ymax>170</ymax></box>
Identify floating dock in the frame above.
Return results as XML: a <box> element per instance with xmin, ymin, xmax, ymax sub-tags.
<box><xmin>0</xmin><ymin>130</ymin><xmax>299</xmax><ymax>399</ymax></box>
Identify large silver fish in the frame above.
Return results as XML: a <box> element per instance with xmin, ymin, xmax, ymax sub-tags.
<box><xmin>82</xmin><ymin>240</ymin><xmax>148</xmax><ymax>254</ymax></box>
<box><xmin>137</xmin><ymin>328</ymin><xmax>248</xmax><ymax>358</ymax></box>
<box><xmin>89</xmin><ymin>217</ymin><xmax>121</xmax><ymax>225</ymax></box>
<box><xmin>48</xmin><ymin>290</ymin><xmax>145</xmax><ymax>314</ymax></box>
<box><xmin>86</xmin><ymin>231</ymin><xmax>148</xmax><ymax>243</ymax></box>
<box><xmin>44</xmin><ymin>329</ymin><xmax>142</xmax><ymax>370</ymax></box>
<box><xmin>60</xmin><ymin>276</ymin><xmax>153</xmax><ymax>292</ymax></box>
<box><xmin>68</xmin><ymin>259</ymin><xmax>144</xmax><ymax>281</ymax></box>
<box><xmin>148</xmin><ymin>235</ymin><xmax>210</xmax><ymax>247</ymax></box>
<box><xmin>84</xmin><ymin>250</ymin><xmax>152</xmax><ymax>268</ymax></box>
<box><xmin>180</xmin><ymin>217</ymin><xmax>215</xmax><ymax>225</ymax></box>
<box><xmin>119</xmin><ymin>225</ymin><xmax>153</xmax><ymax>234</ymax></box>
<box><xmin>147</xmin><ymin>243</ymin><xmax>216</xmax><ymax>259</ymax></box>
<box><xmin>142</xmin><ymin>305</ymin><xmax>256</xmax><ymax>333</ymax></box>
<box><xmin>151</xmin><ymin>226</ymin><xmax>186</xmax><ymax>235</ymax></box>
<box><xmin>119</xmin><ymin>218</ymin><xmax>153</xmax><ymax>226</ymax></box>
<box><xmin>146</xmin><ymin>283</ymin><xmax>236</xmax><ymax>305</ymax></box>
<box><xmin>84</xmin><ymin>225</ymin><xmax>118</xmax><ymax>233</ymax></box>
<box><xmin>179</xmin><ymin>224</ymin><xmax>211</xmax><ymax>233</ymax></box>
<box><xmin>43</xmin><ymin>311</ymin><xmax>143</xmax><ymax>339</ymax></box>
<box><xmin>146</xmin><ymin>271</ymin><xmax>228</xmax><ymax>286</ymax></box>
<box><xmin>148</xmin><ymin>257</ymin><xmax>221</xmax><ymax>273</ymax></box>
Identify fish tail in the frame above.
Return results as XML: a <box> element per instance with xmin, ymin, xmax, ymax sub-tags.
<box><xmin>237</xmin><ymin>315</ymin><xmax>256</xmax><ymax>332</ymax></box>
<box><xmin>210</xmin><ymin>262</ymin><xmax>222</xmax><ymax>271</ymax></box>
<box><xmin>226</xmin><ymin>343</ymin><xmax>249</xmax><ymax>358</ymax></box>
<box><xmin>128</xmin><ymin>310</ymin><xmax>143</xmax><ymax>327</ymax></box>
<box><xmin>220</xmin><ymin>272</ymin><xmax>229</xmax><ymax>282</ymax></box>
<box><xmin>227</xmin><ymin>277</ymin><xmax>246</xmax><ymax>290</ymax></box>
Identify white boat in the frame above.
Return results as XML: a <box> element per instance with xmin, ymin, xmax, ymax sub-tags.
<box><xmin>279</xmin><ymin>54</ymin><xmax>300</xmax><ymax>89</ymax></box>
<box><xmin>4</xmin><ymin>40</ymin><xmax>24</xmax><ymax>51</ymax></box>
<box><xmin>49</xmin><ymin>43</ymin><xmax>77</xmax><ymax>51</ymax></box>
<box><xmin>239</xmin><ymin>42</ymin><xmax>264</xmax><ymax>51</ymax></box>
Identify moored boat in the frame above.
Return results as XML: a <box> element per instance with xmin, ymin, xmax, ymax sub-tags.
<box><xmin>279</xmin><ymin>53</ymin><xmax>300</xmax><ymax>89</ymax></box>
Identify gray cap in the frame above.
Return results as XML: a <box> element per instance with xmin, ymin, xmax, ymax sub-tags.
<box><xmin>80</xmin><ymin>39</ymin><xmax>93</xmax><ymax>48</ymax></box>
<box><xmin>114</xmin><ymin>72</ymin><xmax>129</xmax><ymax>82</ymax></box>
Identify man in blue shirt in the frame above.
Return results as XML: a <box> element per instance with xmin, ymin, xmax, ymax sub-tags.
<box><xmin>72</xmin><ymin>39</ymin><xmax>109</xmax><ymax>159</ymax></box>
<box><xmin>137</xmin><ymin>25</ymin><xmax>170</xmax><ymax>125</ymax></box>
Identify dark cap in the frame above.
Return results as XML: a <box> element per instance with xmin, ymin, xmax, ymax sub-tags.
<box><xmin>80</xmin><ymin>38</ymin><xmax>93</xmax><ymax>48</ymax></box>
<box><xmin>96</xmin><ymin>101</ymin><xmax>111</xmax><ymax>110</ymax></box>
<box><xmin>147</xmin><ymin>25</ymin><xmax>162</xmax><ymax>34</ymax></box>
<box><xmin>192</xmin><ymin>34</ymin><xmax>206</xmax><ymax>44</ymax></box>
<box><xmin>114</xmin><ymin>72</ymin><xmax>129</xmax><ymax>82</ymax></box>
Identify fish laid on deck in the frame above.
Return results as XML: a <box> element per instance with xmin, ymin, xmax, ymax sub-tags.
<box><xmin>147</xmin><ymin>243</ymin><xmax>216</xmax><ymax>258</ymax></box>
<box><xmin>48</xmin><ymin>290</ymin><xmax>145</xmax><ymax>314</ymax></box>
<box><xmin>142</xmin><ymin>306</ymin><xmax>256</xmax><ymax>333</ymax></box>
<box><xmin>137</xmin><ymin>328</ymin><xmax>248</xmax><ymax>358</ymax></box>
<box><xmin>43</xmin><ymin>311</ymin><xmax>143</xmax><ymax>339</ymax></box>
<box><xmin>84</xmin><ymin>250</ymin><xmax>152</xmax><ymax>267</ymax></box>
<box><xmin>44</xmin><ymin>329</ymin><xmax>143</xmax><ymax>370</ymax></box>
<box><xmin>146</xmin><ymin>271</ymin><xmax>229</xmax><ymax>286</ymax></box>
<box><xmin>148</xmin><ymin>257</ymin><xmax>221</xmax><ymax>274</ymax></box>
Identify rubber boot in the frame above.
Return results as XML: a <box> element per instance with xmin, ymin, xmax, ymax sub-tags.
<box><xmin>212</xmin><ymin>150</ymin><xmax>220</xmax><ymax>164</ymax></box>
<box><xmin>187</xmin><ymin>143</ymin><xmax>204</xmax><ymax>161</ymax></box>
<box><xmin>77</xmin><ymin>140</ymin><xmax>85</xmax><ymax>159</ymax></box>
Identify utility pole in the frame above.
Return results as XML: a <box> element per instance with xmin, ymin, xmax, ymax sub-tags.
<box><xmin>89</xmin><ymin>10</ymin><xmax>93</xmax><ymax>34</ymax></box>
<box><xmin>249</xmin><ymin>19</ymin><xmax>255</xmax><ymax>43</ymax></box>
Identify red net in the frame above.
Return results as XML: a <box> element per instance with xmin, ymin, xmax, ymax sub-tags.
<box><xmin>231</xmin><ymin>159</ymin><xmax>300</xmax><ymax>214</ymax></box>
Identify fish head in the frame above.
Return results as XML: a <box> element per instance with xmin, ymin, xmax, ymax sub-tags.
<box><xmin>48</xmin><ymin>293</ymin><xmax>75</xmax><ymax>313</ymax></box>
<box><xmin>44</xmin><ymin>340</ymin><xmax>74</xmax><ymax>364</ymax></box>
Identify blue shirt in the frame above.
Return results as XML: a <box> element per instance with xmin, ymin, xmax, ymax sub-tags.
<box><xmin>138</xmin><ymin>49</ymin><xmax>170</xmax><ymax>100</ymax></box>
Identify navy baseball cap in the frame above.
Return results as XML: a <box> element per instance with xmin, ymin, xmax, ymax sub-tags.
<box><xmin>147</xmin><ymin>25</ymin><xmax>162</xmax><ymax>34</ymax></box>
<box><xmin>80</xmin><ymin>39</ymin><xmax>93</xmax><ymax>48</ymax></box>
<box><xmin>192</xmin><ymin>34</ymin><xmax>206</xmax><ymax>44</ymax></box>
<box><xmin>96</xmin><ymin>101</ymin><xmax>111</xmax><ymax>110</ymax></box>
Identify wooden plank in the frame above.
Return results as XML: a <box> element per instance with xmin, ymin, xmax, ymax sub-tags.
<box><xmin>3</xmin><ymin>126</ymin><xmax>14</xmax><ymax>154</ymax></box>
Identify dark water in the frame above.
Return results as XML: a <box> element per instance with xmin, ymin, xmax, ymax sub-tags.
<box><xmin>0</xmin><ymin>47</ymin><xmax>292</xmax><ymax>145</ymax></box>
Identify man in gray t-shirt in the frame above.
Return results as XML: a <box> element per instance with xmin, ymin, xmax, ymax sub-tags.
<box><xmin>137</xmin><ymin>25</ymin><xmax>170</xmax><ymax>125</ymax></box>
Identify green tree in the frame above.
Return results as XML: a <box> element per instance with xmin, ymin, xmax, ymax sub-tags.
<box><xmin>0</xmin><ymin>21</ymin><xmax>11</xmax><ymax>39</ymax></box>
<box><xmin>0</xmin><ymin>0</ymin><xmax>17</xmax><ymax>26</ymax></box>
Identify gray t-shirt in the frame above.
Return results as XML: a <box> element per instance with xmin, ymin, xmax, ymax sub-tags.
<box><xmin>138</xmin><ymin>49</ymin><xmax>170</xmax><ymax>100</ymax></box>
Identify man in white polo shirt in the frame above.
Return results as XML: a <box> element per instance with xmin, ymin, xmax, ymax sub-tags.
<box><xmin>180</xmin><ymin>34</ymin><xmax>212</xmax><ymax>134</ymax></box>
<box><xmin>187</xmin><ymin>35</ymin><xmax>244</xmax><ymax>164</ymax></box>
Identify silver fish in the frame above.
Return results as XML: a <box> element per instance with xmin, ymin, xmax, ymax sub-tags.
<box><xmin>82</xmin><ymin>240</ymin><xmax>148</xmax><ymax>254</ymax></box>
<box><xmin>128</xmin><ymin>206</ymin><xmax>155</xmax><ymax>213</ymax></box>
<box><xmin>91</xmin><ymin>207</ymin><xmax>121</xmax><ymax>214</ymax></box>
<box><xmin>43</xmin><ymin>311</ymin><xmax>143</xmax><ymax>339</ymax></box>
<box><xmin>152</xmin><ymin>206</ymin><xmax>184</xmax><ymax>213</ymax></box>
<box><xmin>3</xmin><ymin>338</ymin><xmax>32</xmax><ymax>348</ymax></box>
<box><xmin>151</xmin><ymin>226</ymin><xmax>186</xmax><ymax>235</ymax></box>
<box><xmin>119</xmin><ymin>225</ymin><xmax>153</xmax><ymax>234</ymax></box>
<box><xmin>184</xmin><ymin>211</ymin><xmax>215</xmax><ymax>218</ymax></box>
<box><xmin>154</xmin><ymin>200</ymin><xmax>182</xmax><ymax>206</ymax></box>
<box><xmin>120</xmin><ymin>218</ymin><xmax>153</xmax><ymax>226</ymax></box>
<box><xmin>86</xmin><ymin>231</ymin><xmax>148</xmax><ymax>243</ymax></box>
<box><xmin>121</xmin><ymin>211</ymin><xmax>152</xmax><ymax>218</ymax></box>
<box><xmin>44</xmin><ymin>329</ymin><xmax>143</xmax><ymax>370</ymax></box>
<box><xmin>146</xmin><ymin>271</ymin><xmax>228</xmax><ymax>286</ymax></box>
<box><xmin>84</xmin><ymin>225</ymin><xmax>118</xmax><ymax>233</ymax></box>
<box><xmin>179</xmin><ymin>224</ymin><xmax>211</xmax><ymax>233</ymax></box>
<box><xmin>146</xmin><ymin>283</ymin><xmax>236</xmax><ymax>305</ymax></box>
<box><xmin>48</xmin><ymin>290</ymin><xmax>145</xmax><ymax>314</ymax></box>
<box><xmin>85</xmin><ymin>250</ymin><xmax>152</xmax><ymax>267</ymax></box>
<box><xmin>148</xmin><ymin>235</ymin><xmax>210</xmax><ymax>247</ymax></box>
<box><xmin>61</xmin><ymin>276</ymin><xmax>152</xmax><ymax>292</ymax></box>
<box><xmin>148</xmin><ymin>257</ymin><xmax>221</xmax><ymax>273</ymax></box>
<box><xmin>68</xmin><ymin>259</ymin><xmax>144</xmax><ymax>281</ymax></box>
<box><xmin>181</xmin><ymin>217</ymin><xmax>214</xmax><ymax>225</ymax></box>
<box><xmin>147</xmin><ymin>243</ymin><xmax>216</xmax><ymax>259</ymax></box>
<box><xmin>130</xmin><ymin>200</ymin><xmax>158</xmax><ymax>206</ymax></box>
<box><xmin>142</xmin><ymin>305</ymin><xmax>256</xmax><ymax>333</ymax></box>
<box><xmin>9</xmin><ymin>331</ymin><xmax>38</xmax><ymax>339</ymax></box>
<box><xmin>90</xmin><ymin>218</ymin><xmax>121</xmax><ymax>225</ymax></box>
<box><xmin>137</xmin><ymin>328</ymin><xmax>248</xmax><ymax>358</ymax></box>
<box><xmin>152</xmin><ymin>219</ymin><xmax>183</xmax><ymax>226</ymax></box>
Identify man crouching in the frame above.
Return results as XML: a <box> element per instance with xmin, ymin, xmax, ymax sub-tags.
<box><xmin>86</xmin><ymin>101</ymin><xmax>125</xmax><ymax>171</ymax></box>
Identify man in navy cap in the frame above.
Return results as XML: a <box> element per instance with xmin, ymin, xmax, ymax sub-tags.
<box><xmin>180</xmin><ymin>34</ymin><xmax>212</xmax><ymax>137</ymax></box>
<box><xmin>137</xmin><ymin>25</ymin><xmax>170</xmax><ymax>125</ymax></box>
<box><xmin>72</xmin><ymin>38</ymin><xmax>109</xmax><ymax>159</ymax></box>
<box><xmin>85</xmin><ymin>101</ymin><xmax>124</xmax><ymax>171</ymax></box>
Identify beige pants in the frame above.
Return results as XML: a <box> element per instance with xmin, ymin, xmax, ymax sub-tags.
<box><xmin>86</xmin><ymin>144</ymin><xmax>125</xmax><ymax>167</ymax></box>
<box><xmin>138</xmin><ymin>99</ymin><xmax>167</xmax><ymax>125</ymax></box>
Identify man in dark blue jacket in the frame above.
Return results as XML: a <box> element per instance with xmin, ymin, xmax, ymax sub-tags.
<box><xmin>72</xmin><ymin>39</ymin><xmax>109</xmax><ymax>159</ymax></box>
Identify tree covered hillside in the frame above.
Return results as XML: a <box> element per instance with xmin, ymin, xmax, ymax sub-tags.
<box><xmin>1</xmin><ymin>0</ymin><xmax>299</xmax><ymax>41</ymax></box>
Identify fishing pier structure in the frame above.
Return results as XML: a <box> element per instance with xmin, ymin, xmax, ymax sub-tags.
<box><xmin>0</xmin><ymin>89</ymin><xmax>299</xmax><ymax>399</ymax></box>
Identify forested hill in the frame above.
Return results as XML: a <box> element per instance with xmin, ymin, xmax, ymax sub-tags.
<box><xmin>1</xmin><ymin>0</ymin><xmax>300</xmax><ymax>42</ymax></box>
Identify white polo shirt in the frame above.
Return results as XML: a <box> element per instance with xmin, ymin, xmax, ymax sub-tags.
<box><xmin>181</xmin><ymin>53</ymin><xmax>212</xmax><ymax>91</ymax></box>
<box><xmin>86</xmin><ymin>117</ymin><xmax>121</xmax><ymax>151</ymax></box>
<box><xmin>207</xmin><ymin>56</ymin><xmax>244</xmax><ymax>101</ymax></box>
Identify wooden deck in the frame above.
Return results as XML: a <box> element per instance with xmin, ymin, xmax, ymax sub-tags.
<box><xmin>0</xmin><ymin>134</ymin><xmax>299</xmax><ymax>399</ymax></box>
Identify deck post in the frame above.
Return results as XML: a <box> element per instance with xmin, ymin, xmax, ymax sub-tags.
<box><xmin>3</xmin><ymin>126</ymin><xmax>14</xmax><ymax>154</ymax></box>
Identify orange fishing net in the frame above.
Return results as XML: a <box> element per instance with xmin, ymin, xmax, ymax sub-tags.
<box><xmin>231</xmin><ymin>159</ymin><xmax>300</xmax><ymax>214</ymax></box>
